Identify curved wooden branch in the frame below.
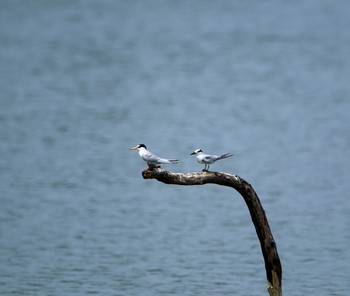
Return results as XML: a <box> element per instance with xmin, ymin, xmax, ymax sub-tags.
<box><xmin>142</xmin><ymin>168</ymin><xmax>282</xmax><ymax>296</ymax></box>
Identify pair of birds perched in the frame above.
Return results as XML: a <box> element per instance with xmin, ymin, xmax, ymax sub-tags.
<box><xmin>131</xmin><ymin>144</ymin><xmax>233</xmax><ymax>171</ymax></box>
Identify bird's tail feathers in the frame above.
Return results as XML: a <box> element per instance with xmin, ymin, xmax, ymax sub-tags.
<box><xmin>218</xmin><ymin>153</ymin><xmax>233</xmax><ymax>160</ymax></box>
<box><xmin>169</xmin><ymin>159</ymin><xmax>180</xmax><ymax>164</ymax></box>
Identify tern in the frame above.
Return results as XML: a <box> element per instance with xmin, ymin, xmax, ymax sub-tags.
<box><xmin>190</xmin><ymin>148</ymin><xmax>233</xmax><ymax>171</ymax></box>
<box><xmin>131</xmin><ymin>144</ymin><xmax>180</xmax><ymax>167</ymax></box>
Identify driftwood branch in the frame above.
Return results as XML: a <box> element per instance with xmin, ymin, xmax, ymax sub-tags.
<box><xmin>142</xmin><ymin>168</ymin><xmax>282</xmax><ymax>296</ymax></box>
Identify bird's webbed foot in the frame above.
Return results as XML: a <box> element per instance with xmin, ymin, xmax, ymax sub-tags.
<box><xmin>202</xmin><ymin>165</ymin><xmax>209</xmax><ymax>172</ymax></box>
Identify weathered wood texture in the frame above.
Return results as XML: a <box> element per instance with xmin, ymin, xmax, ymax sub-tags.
<box><xmin>142</xmin><ymin>168</ymin><xmax>282</xmax><ymax>296</ymax></box>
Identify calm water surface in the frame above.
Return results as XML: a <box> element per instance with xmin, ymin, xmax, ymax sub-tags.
<box><xmin>1</xmin><ymin>1</ymin><xmax>349</xmax><ymax>295</ymax></box>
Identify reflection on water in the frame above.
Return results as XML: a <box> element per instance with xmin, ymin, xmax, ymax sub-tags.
<box><xmin>1</xmin><ymin>1</ymin><xmax>349</xmax><ymax>295</ymax></box>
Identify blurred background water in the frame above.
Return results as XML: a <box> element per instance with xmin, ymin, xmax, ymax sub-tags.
<box><xmin>1</xmin><ymin>0</ymin><xmax>349</xmax><ymax>295</ymax></box>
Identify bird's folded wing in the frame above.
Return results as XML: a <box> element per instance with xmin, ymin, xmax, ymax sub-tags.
<box><xmin>203</xmin><ymin>155</ymin><xmax>216</xmax><ymax>162</ymax></box>
<box><xmin>142</xmin><ymin>152</ymin><xmax>160</xmax><ymax>162</ymax></box>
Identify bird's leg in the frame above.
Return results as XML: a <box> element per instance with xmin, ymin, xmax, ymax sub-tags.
<box><xmin>202</xmin><ymin>164</ymin><xmax>208</xmax><ymax>172</ymax></box>
<box><xmin>148</xmin><ymin>163</ymin><xmax>160</xmax><ymax>170</ymax></box>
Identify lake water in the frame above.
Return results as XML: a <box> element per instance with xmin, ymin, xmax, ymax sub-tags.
<box><xmin>1</xmin><ymin>1</ymin><xmax>349</xmax><ymax>295</ymax></box>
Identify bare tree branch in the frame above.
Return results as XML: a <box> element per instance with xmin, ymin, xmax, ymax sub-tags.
<box><xmin>142</xmin><ymin>167</ymin><xmax>282</xmax><ymax>296</ymax></box>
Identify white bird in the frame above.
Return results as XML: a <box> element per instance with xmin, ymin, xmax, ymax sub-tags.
<box><xmin>190</xmin><ymin>148</ymin><xmax>233</xmax><ymax>171</ymax></box>
<box><xmin>131</xmin><ymin>144</ymin><xmax>180</xmax><ymax>167</ymax></box>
